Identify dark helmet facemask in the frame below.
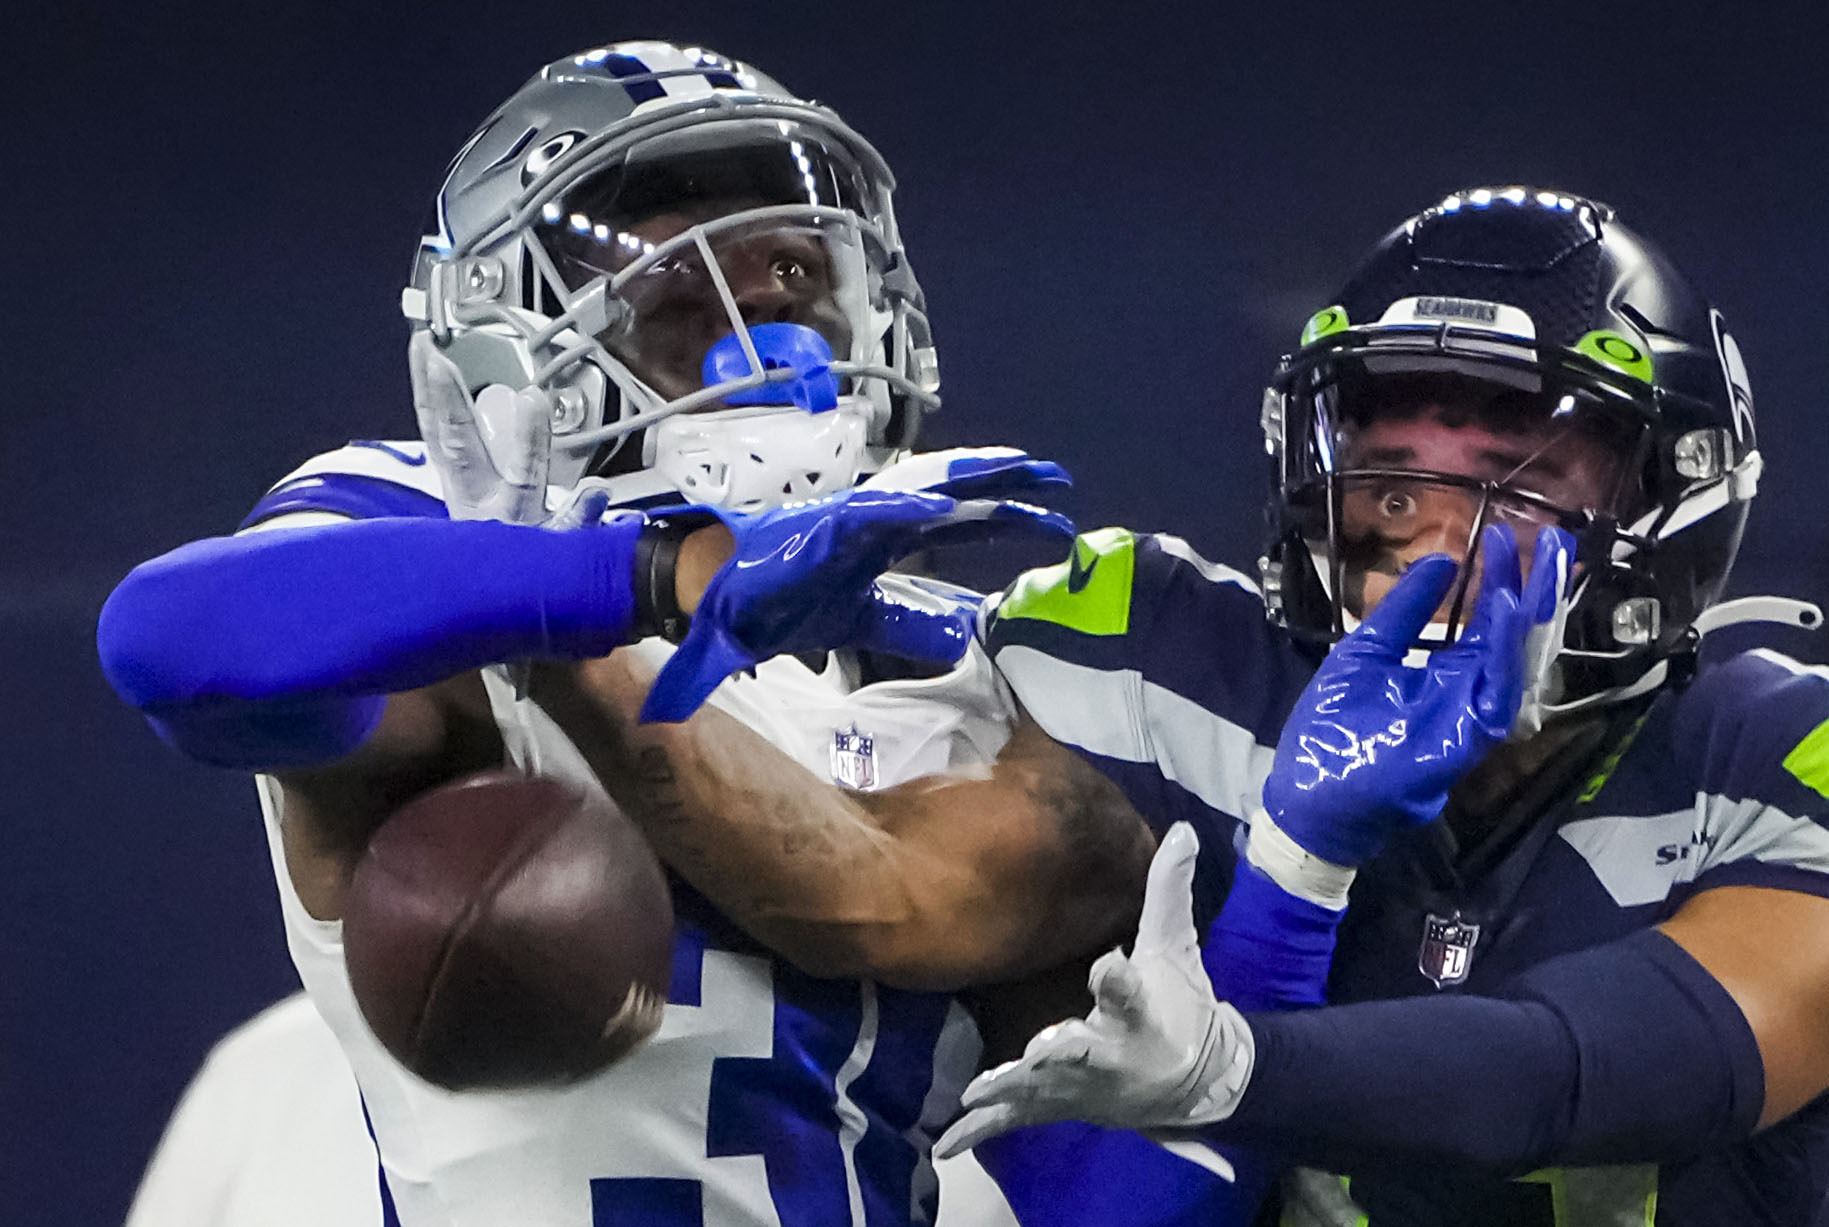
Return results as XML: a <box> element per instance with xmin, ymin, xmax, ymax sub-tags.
<box><xmin>1261</xmin><ymin>187</ymin><xmax>1813</xmax><ymax>719</ymax></box>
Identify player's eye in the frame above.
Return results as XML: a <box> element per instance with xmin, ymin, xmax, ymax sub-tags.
<box><xmin>1379</xmin><ymin>488</ymin><xmax>1416</xmax><ymax>519</ymax></box>
<box><xmin>771</xmin><ymin>255</ymin><xmax>809</xmax><ymax>280</ymax></box>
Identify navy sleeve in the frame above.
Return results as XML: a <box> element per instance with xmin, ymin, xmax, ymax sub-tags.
<box><xmin>1217</xmin><ymin>929</ymin><xmax>1763</xmax><ymax>1174</ymax></box>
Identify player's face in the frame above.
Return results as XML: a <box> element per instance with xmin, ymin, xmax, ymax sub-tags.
<box><xmin>601</xmin><ymin>205</ymin><xmax>854</xmax><ymax>403</ymax></box>
<box><xmin>1336</xmin><ymin>404</ymin><xmax>1622</xmax><ymax>621</ymax></box>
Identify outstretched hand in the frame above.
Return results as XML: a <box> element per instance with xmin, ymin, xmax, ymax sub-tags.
<box><xmin>934</xmin><ymin>824</ymin><xmax>1253</xmax><ymax>1164</ymax></box>
<box><xmin>410</xmin><ymin>331</ymin><xmax>552</xmax><ymax>524</ymax></box>
<box><xmin>1263</xmin><ymin>524</ymin><xmax>1574</xmax><ymax>868</ymax></box>
<box><xmin>641</xmin><ymin>481</ymin><xmax>1075</xmax><ymax>722</ymax></box>
<box><xmin>860</xmin><ymin>447</ymin><xmax>1072</xmax><ymax>502</ymax></box>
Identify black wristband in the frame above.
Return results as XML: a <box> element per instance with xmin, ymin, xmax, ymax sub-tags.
<box><xmin>633</xmin><ymin>513</ymin><xmax>718</xmax><ymax>644</ymax></box>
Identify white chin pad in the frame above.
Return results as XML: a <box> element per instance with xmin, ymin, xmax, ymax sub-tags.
<box><xmin>652</xmin><ymin>400</ymin><xmax>870</xmax><ymax>513</ymax></box>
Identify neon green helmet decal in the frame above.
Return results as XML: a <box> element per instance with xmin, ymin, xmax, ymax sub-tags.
<box><xmin>1574</xmin><ymin>329</ymin><xmax>1653</xmax><ymax>385</ymax></box>
<box><xmin>995</xmin><ymin>527</ymin><xmax>1136</xmax><ymax>637</ymax></box>
<box><xmin>1300</xmin><ymin>305</ymin><xmax>1350</xmax><ymax>347</ymax></box>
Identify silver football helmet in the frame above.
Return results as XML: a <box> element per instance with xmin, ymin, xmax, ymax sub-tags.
<box><xmin>403</xmin><ymin>41</ymin><xmax>940</xmax><ymax>509</ymax></box>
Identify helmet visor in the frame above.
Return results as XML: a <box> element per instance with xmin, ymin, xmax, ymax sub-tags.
<box><xmin>541</xmin><ymin>116</ymin><xmax>875</xmax><ymax>242</ymax></box>
<box><xmin>534</xmin><ymin>119</ymin><xmax>891</xmax><ymax>403</ymax></box>
<box><xmin>1288</xmin><ymin>369</ymin><xmax>1646</xmax><ymax>514</ymax></box>
<box><xmin>1318</xmin><ymin>476</ymin><xmax>1573</xmax><ymax>623</ymax></box>
<box><xmin>1282</xmin><ymin>368</ymin><xmax>1650</xmax><ymax>629</ymax></box>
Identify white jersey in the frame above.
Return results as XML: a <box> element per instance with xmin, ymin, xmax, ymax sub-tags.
<box><xmin>126</xmin><ymin>993</ymin><xmax>382</xmax><ymax>1227</ymax></box>
<box><xmin>129</xmin><ymin>991</ymin><xmax>1016</xmax><ymax>1227</ymax></box>
<box><xmin>185</xmin><ymin>442</ymin><xmax>1026</xmax><ymax>1227</ymax></box>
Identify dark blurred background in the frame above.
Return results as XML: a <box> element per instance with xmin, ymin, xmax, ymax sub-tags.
<box><xmin>5</xmin><ymin>2</ymin><xmax>1826</xmax><ymax>1222</ymax></box>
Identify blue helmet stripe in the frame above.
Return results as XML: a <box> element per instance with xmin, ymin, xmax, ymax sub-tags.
<box><xmin>597</xmin><ymin>53</ymin><xmax>666</xmax><ymax>104</ymax></box>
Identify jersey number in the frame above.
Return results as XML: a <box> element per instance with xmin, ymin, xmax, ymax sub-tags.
<box><xmin>588</xmin><ymin>928</ymin><xmax>940</xmax><ymax>1226</ymax></box>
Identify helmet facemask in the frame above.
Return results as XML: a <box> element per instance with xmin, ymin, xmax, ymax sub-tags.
<box><xmin>409</xmin><ymin>62</ymin><xmax>939</xmax><ymax>509</ymax></box>
<box><xmin>1260</xmin><ymin>189</ymin><xmax>1777</xmax><ymax>719</ymax></box>
<box><xmin>1266</xmin><ymin>332</ymin><xmax>1746</xmax><ymax>715</ymax></box>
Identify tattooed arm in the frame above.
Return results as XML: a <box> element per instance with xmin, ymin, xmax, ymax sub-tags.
<box><xmin>529</xmin><ymin>652</ymin><xmax>1154</xmax><ymax>992</ymax></box>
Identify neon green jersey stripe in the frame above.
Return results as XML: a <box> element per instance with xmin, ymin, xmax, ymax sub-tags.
<box><xmin>1783</xmin><ymin>718</ymin><xmax>1829</xmax><ymax>799</ymax></box>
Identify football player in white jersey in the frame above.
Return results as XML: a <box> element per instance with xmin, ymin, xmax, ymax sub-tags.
<box><xmin>114</xmin><ymin>41</ymin><xmax>1153</xmax><ymax>1227</ymax></box>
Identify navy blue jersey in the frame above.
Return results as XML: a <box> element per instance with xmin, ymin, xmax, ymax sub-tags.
<box><xmin>985</xmin><ymin>528</ymin><xmax>1829</xmax><ymax>1226</ymax></box>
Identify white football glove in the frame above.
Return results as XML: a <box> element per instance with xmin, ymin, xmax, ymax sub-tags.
<box><xmin>1510</xmin><ymin>539</ymin><xmax>1573</xmax><ymax>740</ymax></box>
<box><xmin>934</xmin><ymin>823</ymin><xmax>1254</xmax><ymax>1162</ymax></box>
<box><xmin>409</xmin><ymin>331</ymin><xmax>552</xmax><ymax>525</ymax></box>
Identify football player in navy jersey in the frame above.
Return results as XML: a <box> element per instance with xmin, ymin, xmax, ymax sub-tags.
<box><xmin>531</xmin><ymin>187</ymin><xmax>1829</xmax><ymax>1226</ymax></box>
<box><xmin>929</xmin><ymin>188</ymin><xmax>1829</xmax><ymax>1225</ymax></box>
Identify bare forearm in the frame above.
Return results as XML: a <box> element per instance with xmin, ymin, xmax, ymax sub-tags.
<box><xmin>529</xmin><ymin>656</ymin><xmax>1153</xmax><ymax>987</ymax></box>
<box><xmin>275</xmin><ymin>672</ymin><xmax>505</xmax><ymax>920</ymax></box>
<box><xmin>528</xmin><ymin>654</ymin><xmax>920</xmax><ymax>971</ymax></box>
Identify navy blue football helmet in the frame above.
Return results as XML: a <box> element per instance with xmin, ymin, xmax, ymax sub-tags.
<box><xmin>1261</xmin><ymin>187</ymin><xmax>1774</xmax><ymax>712</ymax></box>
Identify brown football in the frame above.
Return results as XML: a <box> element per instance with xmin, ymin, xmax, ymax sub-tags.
<box><xmin>343</xmin><ymin>769</ymin><xmax>674</xmax><ymax>1089</ymax></box>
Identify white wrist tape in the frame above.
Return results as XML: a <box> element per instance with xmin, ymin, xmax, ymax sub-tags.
<box><xmin>1244</xmin><ymin>808</ymin><xmax>1356</xmax><ymax>911</ymax></box>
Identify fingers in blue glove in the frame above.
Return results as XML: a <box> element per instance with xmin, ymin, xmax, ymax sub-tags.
<box><xmin>1353</xmin><ymin>553</ymin><xmax>1460</xmax><ymax>654</ymax></box>
<box><xmin>1459</xmin><ymin>524</ymin><xmax>1575</xmax><ymax>732</ymax></box>
<box><xmin>642</xmin><ymin>487</ymin><xmax>1075</xmax><ymax>724</ymax></box>
<box><xmin>911</xmin><ymin>498</ymin><xmax>1077</xmax><ymax>553</ymax></box>
<box><xmin>854</xmin><ymin>590</ymin><xmax>976</xmax><ymax>664</ymax></box>
<box><xmin>929</xmin><ymin>455</ymin><xmax>1074</xmax><ymax>501</ymax></box>
<box><xmin>1457</xmin><ymin>526</ymin><xmax>1523</xmax><ymax>647</ymax></box>
<box><xmin>1482</xmin><ymin>521</ymin><xmax>1524</xmax><ymax>609</ymax></box>
<box><xmin>639</xmin><ymin>622</ymin><xmax>755</xmax><ymax>724</ymax></box>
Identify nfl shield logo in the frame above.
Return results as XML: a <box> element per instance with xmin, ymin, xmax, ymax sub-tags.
<box><xmin>829</xmin><ymin>725</ymin><xmax>879</xmax><ymax>790</ymax></box>
<box><xmin>1419</xmin><ymin>913</ymin><xmax>1481</xmax><ymax>988</ymax></box>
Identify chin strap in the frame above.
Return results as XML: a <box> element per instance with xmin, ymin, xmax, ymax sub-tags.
<box><xmin>1692</xmin><ymin>595</ymin><xmax>1824</xmax><ymax>637</ymax></box>
<box><xmin>1522</xmin><ymin>594</ymin><xmax>1824</xmax><ymax>731</ymax></box>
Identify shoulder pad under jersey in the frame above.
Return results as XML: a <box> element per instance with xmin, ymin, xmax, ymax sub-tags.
<box><xmin>987</xmin><ymin>529</ymin><xmax>1261</xmax><ymax>648</ymax></box>
<box><xmin>987</xmin><ymin>529</ymin><xmax>1312</xmax><ymax>753</ymax></box>
<box><xmin>1672</xmin><ymin>648</ymin><xmax>1829</xmax><ymax>817</ymax></box>
<box><xmin>240</xmin><ymin>440</ymin><xmax>448</xmax><ymax>530</ymax></box>
<box><xmin>990</xmin><ymin>526</ymin><xmax>1143</xmax><ymax>640</ymax></box>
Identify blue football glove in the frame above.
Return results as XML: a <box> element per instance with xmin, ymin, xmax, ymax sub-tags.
<box><xmin>860</xmin><ymin>447</ymin><xmax>1073</xmax><ymax>502</ymax></box>
<box><xmin>642</xmin><ymin>484</ymin><xmax>1075</xmax><ymax>722</ymax></box>
<box><xmin>1261</xmin><ymin>524</ymin><xmax>1574</xmax><ymax>867</ymax></box>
